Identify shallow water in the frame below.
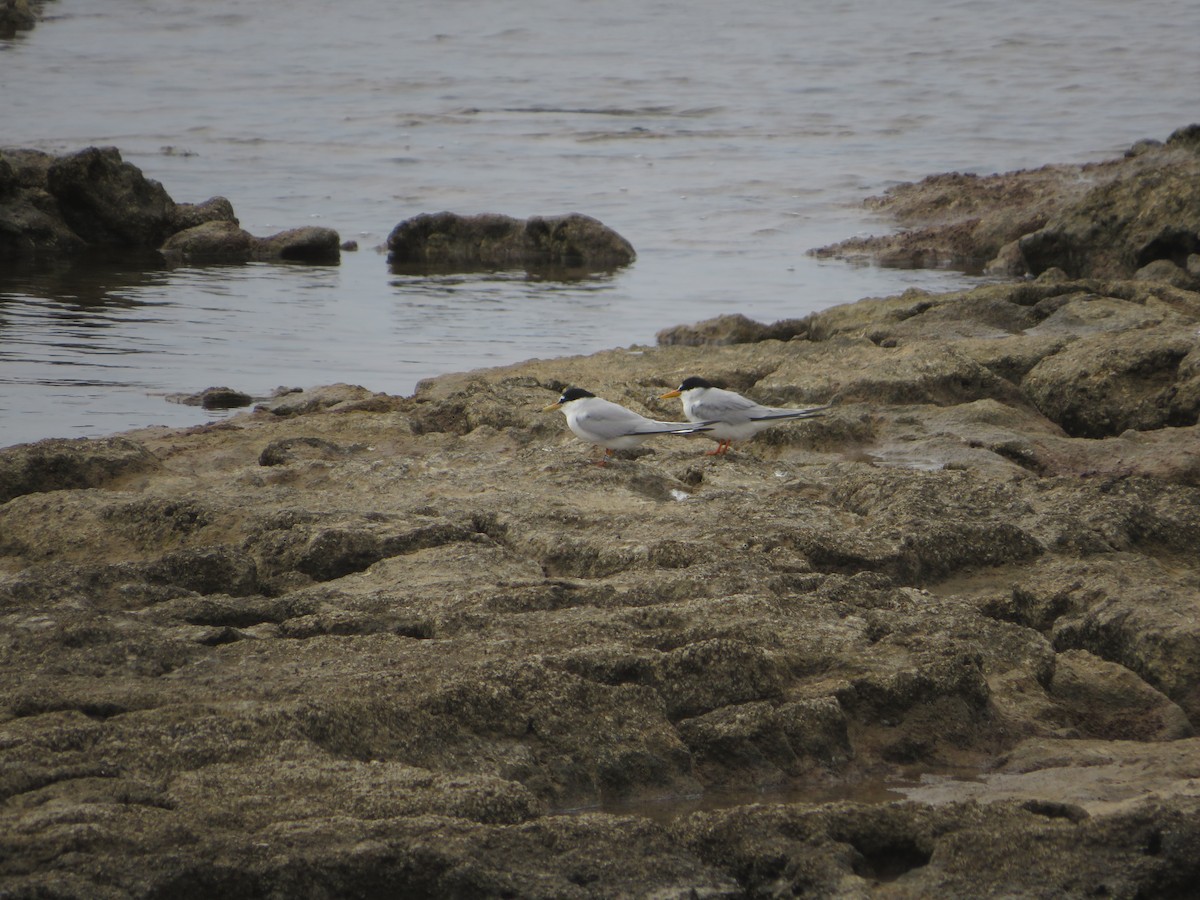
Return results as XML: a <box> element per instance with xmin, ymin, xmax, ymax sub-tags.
<box><xmin>565</xmin><ymin>765</ymin><xmax>988</xmax><ymax>823</ymax></box>
<box><xmin>2</xmin><ymin>0</ymin><xmax>1198</xmax><ymax>446</ymax></box>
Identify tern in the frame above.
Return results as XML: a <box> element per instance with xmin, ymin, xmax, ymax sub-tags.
<box><xmin>660</xmin><ymin>376</ymin><xmax>828</xmax><ymax>455</ymax></box>
<box><xmin>542</xmin><ymin>387</ymin><xmax>713</xmax><ymax>463</ymax></box>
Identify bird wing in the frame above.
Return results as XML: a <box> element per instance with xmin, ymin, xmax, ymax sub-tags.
<box><xmin>644</xmin><ymin>419</ymin><xmax>713</xmax><ymax>434</ymax></box>
<box><xmin>688</xmin><ymin>389</ymin><xmax>761</xmax><ymax>423</ymax></box>
<box><xmin>749</xmin><ymin>403</ymin><xmax>830</xmax><ymax>422</ymax></box>
<box><xmin>577</xmin><ymin>402</ymin><xmax>702</xmax><ymax>438</ymax></box>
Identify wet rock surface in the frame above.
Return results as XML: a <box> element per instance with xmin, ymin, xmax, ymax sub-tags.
<box><xmin>2</xmin><ymin>269</ymin><xmax>1198</xmax><ymax>895</ymax></box>
<box><xmin>0</xmin><ymin>146</ymin><xmax>341</xmax><ymax>264</ymax></box>
<box><xmin>0</xmin><ymin>0</ymin><xmax>43</xmax><ymax>38</ymax></box>
<box><xmin>813</xmin><ymin>125</ymin><xmax>1200</xmax><ymax>284</ymax></box>
<box><xmin>387</xmin><ymin>211</ymin><xmax>636</xmax><ymax>272</ymax></box>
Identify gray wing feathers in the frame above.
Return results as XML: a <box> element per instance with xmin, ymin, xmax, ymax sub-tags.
<box><xmin>640</xmin><ymin>419</ymin><xmax>712</xmax><ymax>435</ymax></box>
<box><xmin>749</xmin><ymin>404</ymin><xmax>829</xmax><ymax>422</ymax></box>
<box><xmin>694</xmin><ymin>391</ymin><xmax>828</xmax><ymax>423</ymax></box>
<box><xmin>580</xmin><ymin>406</ymin><xmax>708</xmax><ymax>437</ymax></box>
<box><xmin>693</xmin><ymin>392</ymin><xmax>759</xmax><ymax>420</ymax></box>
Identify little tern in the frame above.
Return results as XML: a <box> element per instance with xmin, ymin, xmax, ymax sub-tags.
<box><xmin>543</xmin><ymin>387</ymin><xmax>713</xmax><ymax>462</ymax></box>
<box><xmin>660</xmin><ymin>376</ymin><xmax>828</xmax><ymax>455</ymax></box>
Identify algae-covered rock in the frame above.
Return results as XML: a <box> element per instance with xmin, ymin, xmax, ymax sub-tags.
<box><xmin>387</xmin><ymin>211</ymin><xmax>636</xmax><ymax>271</ymax></box>
<box><xmin>0</xmin><ymin>435</ymin><xmax>161</xmax><ymax>504</ymax></box>
<box><xmin>813</xmin><ymin>125</ymin><xmax>1200</xmax><ymax>282</ymax></box>
<box><xmin>0</xmin><ymin>145</ymin><xmax>341</xmax><ymax>264</ymax></box>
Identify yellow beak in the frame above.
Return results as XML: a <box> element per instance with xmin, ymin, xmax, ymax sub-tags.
<box><xmin>659</xmin><ymin>389</ymin><xmax>682</xmax><ymax>399</ymax></box>
<box><xmin>541</xmin><ymin>401</ymin><xmax>562</xmax><ymax>412</ymax></box>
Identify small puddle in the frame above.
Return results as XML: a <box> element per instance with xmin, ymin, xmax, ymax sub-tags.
<box><xmin>557</xmin><ymin>767</ymin><xmax>987</xmax><ymax>823</ymax></box>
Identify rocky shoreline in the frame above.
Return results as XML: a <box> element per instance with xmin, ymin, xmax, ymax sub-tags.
<box><xmin>813</xmin><ymin>123</ymin><xmax>1200</xmax><ymax>288</ymax></box>
<box><xmin>3</xmin><ymin>134</ymin><xmax>1200</xmax><ymax>897</ymax></box>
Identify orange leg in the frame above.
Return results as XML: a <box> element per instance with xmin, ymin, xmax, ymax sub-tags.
<box><xmin>705</xmin><ymin>439</ymin><xmax>733</xmax><ymax>456</ymax></box>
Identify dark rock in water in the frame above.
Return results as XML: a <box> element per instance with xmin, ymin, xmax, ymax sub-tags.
<box><xmin>170</xmin><ymin>196</ymin><xmax>238</xmax><ymax>233</ymax></box>
<box><xmin>254</xmin><ymin>225</ymin><xmax>342</xmax><ymax>263</ymax></box>
<box><xmin>0</xmin><ymin>146</ymin><xmax>340</xmax><ymax>264</ymax></box>
<box><xmin>46</xmin><ymin>146</ymin><xmax>177</xmax><ymax>248</ymax></box>
<box><xmin>167</xmin><ymin>386</ymin><xmax>255</xmax><ymax>409</ymax></box>
<box><xmin>0</xmin><ymin>149</ymin><xmax>88</xmax><ymax>259</ymax></box>
<box><xmin>160</xmin><ymin>220</ymin><xmax>256</xmax><ymax>263</ymax></box>
<box><xmin>160</xmin><ymin>222</ymin><xmax>341</xmax><ymax>264</ymax></box>
<box><xmin>0</xmin><ymin>0</ymin><xmax>39</xmax><ymax>37</ymax></box>
<box><xmin>387</xmin><ymin>211</ymin><xmax>636</xmax><ymax>271</ymax></box>
<box><xmin>200</xmin><ymin>387</ymin><xmax>254</xmax><ymax>410</ymax></box>
<box><xmin>0</xmin><ymin>436</ymin><xmax>161</xmax><ymax>504</ymax></box>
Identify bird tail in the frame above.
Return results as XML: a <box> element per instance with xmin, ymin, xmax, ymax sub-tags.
<box><xmin>751</xmin><ymin>404</ymin><xmax>830</xmax><ymax>422</ymax></box>
<box><xmin>648</xmin><ymin>420</ymin><xmax>715</xmax><ymax>435</ymax></box>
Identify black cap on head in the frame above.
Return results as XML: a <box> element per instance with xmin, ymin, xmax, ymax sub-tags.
<box><xmin>558</xmin><ymin>387</ymin><xmax>596</xmax><ymax>403</ymax></box>
<box><xmin>677</xmin><ymin>376</ymin><xmax>714</xmax><ymax>391</ymax></box>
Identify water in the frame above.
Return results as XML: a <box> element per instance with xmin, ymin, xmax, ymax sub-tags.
<box><xmin>2</xmin><ymin>0</ymin><xmax>1197</xmax><ymax>447</ymax></box>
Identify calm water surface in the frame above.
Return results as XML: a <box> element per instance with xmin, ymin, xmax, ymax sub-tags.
<box><xmin>2</xmin><ymin>0</ymin><xmax>1197</xmax><ymax>445</ymax></box>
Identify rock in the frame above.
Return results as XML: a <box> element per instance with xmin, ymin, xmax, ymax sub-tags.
<box><xmin>1019</xmin><ymin>153</ymin><xmax>1200</xmax><ymax>278</ymax></box>
<box><xmin>656</xmin><ymin>313</ymin><xmax>807</xmax><ymax>346</ymax></box>
<box><xmin>198</xmin><ymin>388</ymin><xmax>254</xmax><ymax>410</ymax></box>
<box><xmin>166</xmin><ymin>385</ymin><xmax>255</xmax><ymax>409</ymax></box>
<box><xmin>159</xmin><ymin>220</ymin><xmax>256</xmax><ymax>262</ymax></box>
<box><xmin>160</xmin><ymin>222</ymin><xmax>341</xmax><ymax>264</ymax></box>
<box><xmin>254</xmin><ymin>383</ymin><xmax>396</xmax><ymax>417</ymax></box>
<box><xmin>0</xmin><ymin>149</ymin><xmax>88</xmax><ymax>259</ymax></box>
<box><xmin>812</xmin><ymin>126</ymin><xmax>1200</xmax><ymax>279</ymax></box>
<box><xmin>0</xmin><ymin>0</ymin><xmax>38</xmax><ymax>37</ymax></box>
<box><xmin>3</xmin><ymin>275</ymin><xmax>1200</xmax><ymax>895</ymax></box>
<box><xmin>169</xmin><ymin>196</ymin><xmax>238</xmax><ymax>232</ymax></box>
<box><xmin>1134</xmin><ymin>257</ymin><xmax>1199</xmax><ymax>289</ymax></box>
<box><xmin>0</xmin><ymin>146</ymin><xmax>341</xmax><ymax>264</ymax></box>
<box><xmin>1051</xmin><ymin>563</ymin><xmax>1200</xmax><ymax>722</ymax></box>
<box><xmin>0</xmin><ymin>436</ymin><xmax>162</xmax><ymax>504</ymax></box>
<box><xmin>253</xmin><ymin>225</ymin><xmax>341</xmax><ymax>263</ymax></box>
<box><xmin>45</xmin><ymin>146</ymin><xmax>177</xmax><ymax>248</ymax></box>
<box><xmin>1022</xmin><ymin>324</ymin><xmax>1200</xmax><ymax>437</ymax></box>
<box><xmin>258</xmin><ymin>436</ymin><xmax>357</xmax><ymax>467</ymax></box>
<box><xmin>386</xmin><ymin>211</ymin><xmax>636</xmax><ymax>271</ymax></box>
<box><xmin>1047</xmin><ymin>649</ymin><xmax>1194</xmax><ymax>741</ymax></box>
<box><xmin>900</xmin><ymin>736</ymin><xmax>1200</xmax><ymax>815</ymax></box>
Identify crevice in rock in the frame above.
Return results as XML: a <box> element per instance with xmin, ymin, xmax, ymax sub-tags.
<box><xmin>844</xmin><ymin>835</ymin><xmax>932</xmax><ymax>882</ymax></box>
